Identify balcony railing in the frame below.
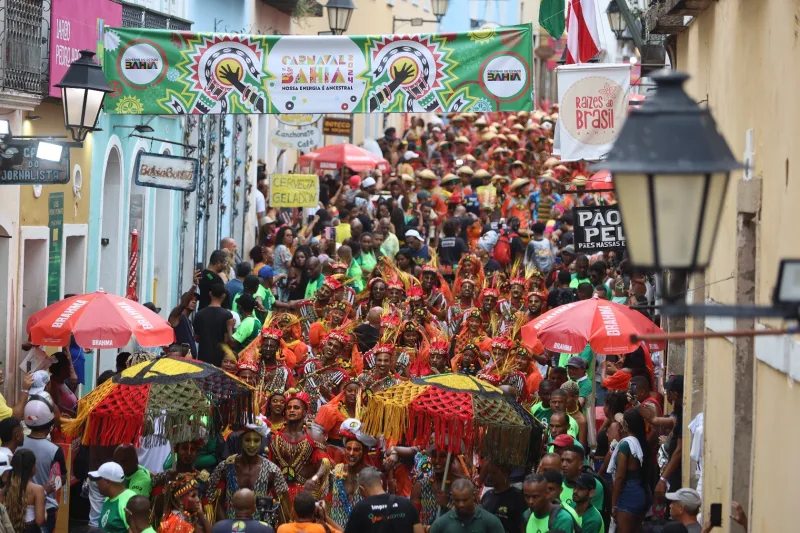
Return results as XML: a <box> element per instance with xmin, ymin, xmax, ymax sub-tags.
<box><xmin>0</xmin><ymin>0</ymin><xmax>47</xmax><ymax>94</ymax></box>
<box><xmin>120</xmin><ymin>1</ymin><xmax>192</xmax><ymax>30</ymax></box>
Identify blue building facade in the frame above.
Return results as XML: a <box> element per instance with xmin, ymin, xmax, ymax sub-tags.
<box><xmin>438</xmin><ymin>0</ymin><xmax>520</xmax><ymax>33</ymax></box>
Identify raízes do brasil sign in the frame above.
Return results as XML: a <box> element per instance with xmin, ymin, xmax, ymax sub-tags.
<box><xmin>102</xmin><ymin>24</ymin><xmax>533</xmax><ymax>114</ymax></box>
<box><xmin>573</xmin><ymin>205</ymin><xmax>626</xmax><ymax>251</ymax></box>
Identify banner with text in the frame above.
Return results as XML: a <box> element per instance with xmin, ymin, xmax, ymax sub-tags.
<box><xmin>573</xmin><ymin>205</ymin><xmax>626</xmax><ymax>252</ymax></box>
<box><xmin>50</xmin><ymin>0</ymin><xmax>121</xmax><ymax>97</ymax></box>
<box><xmin>102</xmin><ymin>25</ymin><xmax>533</xmax><ymax>115</ymax></box>
<box><xmin>556</xmin><ymin>64</ymin><xmax>631</xmax><ymax>162</ymax></box>
<box><xmin>271</xmin><ymin>126</ymin><xmax>322</xmax><ymax>151</ymax></box>
<box><xmin>270</xmin><ymin>174</ymin><xmax>319</xmax><ymax>207</ymax></box>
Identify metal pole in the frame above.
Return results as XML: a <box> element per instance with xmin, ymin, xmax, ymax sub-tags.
<box><xmin>631</xmin><ymin>328</ymin><xmax>796</xmax><ymax>343</ymax></box>
<box><xmin>241</xmin><ymin>117</ymin><xmax>250</xmax><ymax>249</ymax></box>
<box><xmin>614</xmin><ymin>0</ymin><xmax>646</xmax><ymax>52</ymax></box>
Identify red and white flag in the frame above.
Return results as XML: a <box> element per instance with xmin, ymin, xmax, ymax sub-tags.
<box><xmin>566</xmin><ymin>0</ymin><xmax>601</xmax><ymax>64</ymax></box>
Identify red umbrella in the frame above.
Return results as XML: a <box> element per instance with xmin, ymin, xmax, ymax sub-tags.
<box><xmin>586</xmin><ymin>170</ymin><xmax>613</xmax><ymax>191</ymax></box>
<box><xmin>521</xmin><ymin>298</ymin><xmax>666</xmax><ymax>355</ymax></box>
<box><xmin>26</xmin><ymin>290</ymin><xmax>175</xmax><ymax>349</ymax></box>
<box><xmin>298</xmin><ymin>143</ymin><xmax>390</xmax><ymax>172</ymax></box>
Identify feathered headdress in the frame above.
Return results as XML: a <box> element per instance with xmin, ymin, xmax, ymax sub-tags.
<box><xmin>509</xmin><ymin>258</ymin><xmax>529</xmax><ymax>288</ymax></box>
<box><xmin>285</xmin><ymin>388</ymin><xmax>311</xmax><ymax>409</ymax></box>
<box><xmin>322</xmin><ymin>275</ymin><xmax>343</xmax><ymax>291</ymax></box>
<box><xmin>421</xmin><ymin>249</ymin><xmax>453</xmax><ymax>305</ymax></box>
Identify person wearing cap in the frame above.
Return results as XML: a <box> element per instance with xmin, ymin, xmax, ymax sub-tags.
<box><xmin>21</xmin><ymin>396</ymin><xmax>65</xmax><ymax>532</ymax></box>
<box><xmin>566</xmin><ymin>356</ymin><xmax>592</xmax><ymax>408</ymax></box>
<box><xmin>404</xmin><ymin>229</ymin><xmax>431</xmax><ymax>266</ymax></box>
<box><xmin>531</xmin><ymin>174</ymin><xmax>562</xmax><ymax>223</ymax></box>
<box><xmin>665</xmin><ymin>488</ymin><xmax>702</xmax><ymax>533</ymax></box>
<box><xmin>92</xmin><ymin>462</ymin><xmax>137</xmax><ymax>533</ymax></box>
<box><xmin>571</xmin><ymin>472</ymin><xmax>605</xmax><ymax>533</ymax></box>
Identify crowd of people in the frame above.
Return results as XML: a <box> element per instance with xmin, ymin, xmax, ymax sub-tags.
<box><xmin>0</xmin><ymin>111</ymin><xmax>731</xmax><ymax>533</ymax></box>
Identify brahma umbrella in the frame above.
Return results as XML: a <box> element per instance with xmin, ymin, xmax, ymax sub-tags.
<box><xmin>520</xmin><ymin>298</ymin><xmax>666</xmax><ymax>355</ymax></box>
<box><xmin>26</xmin><ymin>290</ymin><xmax>175</xmax><ymax>349</ymax></box>
<box><xmin>298</xmin><ymin>143</ymin><xmax>390</xmax><ymax>172</ymax></box>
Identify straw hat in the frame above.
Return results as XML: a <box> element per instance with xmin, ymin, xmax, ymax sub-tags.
<box><xmin>496</xmin><ymin>134</ymin><xmax>507</xmax><ymax>142</ymax></box>
<box><xmin>474</xmin><ymin>169</ymin><xmax>492</xmax><ymax>179</ymax></box>
<box><xmin>474</xmin><ymin>117</ymin><xmax>487</xmax><ymax>127</ymax></box>
<box><xmin>451</xmin><ymin>114</ymin><xmax>465</xmax><ymax>122</ymax></box>
<box><xmin>507</xmin><ymin>134</ymin><xmax>520</xmax><ymax>144</ymax></box>
<box><xmin>401</xmin><ymin>173</ymin><xmax>415</xmax><ymax>183</ymax></box>
<box><xmin>418</xmin><ymin>169</ymin><xmax>437</xmax><ymax>180</ymax></box>
<box><xmin>554</xmin><ymin>164</ymin><xmax>570</xmax><ymax>172</ymax></box>
<box><xmin>492</xmin><ymin>174</ymin><xmax>511</xmax><ymax>183</ymax></box>
<box><xmin>517</xmin><ymin>111</ymin><xmax>530</xmax><ymax>119</ymax></box>
<box><xmin>512</xmin><ymin>123</ymin><xmax>525</xmax><ymax>131</ymax></box>
<box><xmin>455</xmin><ymin>135</ymin><xmax>470</xmax><ymax>144</ymax></box>
<box><xmin>510</xmin><ymin>159</ymin><xmax>526</xmax><ymax>168</ymax></box>
<box><xmin>572</xmin><ymin>175</ymin><xmax>587</xmax><ymax>187</ymax></box>
<box><xmin>544</xmin><ymin>157</ymin><xmax>560</xmax><ymax>168</ymax></box>
<box><xmin>464</xmin><ymin>154</ymin><xmax>477</xmax><ymax>162</ymax></box>
<box><xmin>538</xmin><ymin>174</ymin><xmax>560</xmax><ymax>186</ymax></box>
<box><xmin>510</xmin><ymin>178</ymin><xmax>529</xmax><ymax>191</ymax></box>
<box><xmin>457</xmin><ymin>165</ymin><xmax>474</xmax><ymax>176</ymax></box>
<box><xmin>441</xmin><ymin>173</ymin><xmax>460</xmax><ymax>185</ymax></box>
<box><xmin>481</xmin><ymin>132</ymin><xmax>496</xmax><ymax>142</ymax></box>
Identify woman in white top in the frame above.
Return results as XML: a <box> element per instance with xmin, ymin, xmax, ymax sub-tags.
<box><xmin>1</xmin><ymin>449</ymin><xmax>45</xmax><ymax>533</ymax></box>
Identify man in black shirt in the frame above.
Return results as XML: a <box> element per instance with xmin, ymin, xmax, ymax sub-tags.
<box><xmin>354</xmin><ymin>307</ymin><xmax>381</xmax><ymax>354</ymax></box>
<box><xmin>168</xmin><ymin>281</ymin><xmax>200</xmax><ymax>358</ymax></box>
<box><xmin>345</xmin><ymin>467</ymin><xmax>424</xmax><ymax>533</ymax></box>
<box><xmin>199</xmin><ymin>250</ymin><xmax>230</xmax><ymax>310</ymax></box>
<box><xmin>480</xmin><ymin>460</ymin><xmax>527</xmax><ymax>533</ymax></box>
<box><xmin>193</xmin><ymin>283</ymin><xmax>234</xmax><ymax>367</ymax></box>
<box><xmin>211</xmin><ymin>488</ymin><xmax>274</xmax><ymax>533</ymax></box>
<box><xmin>437</xmin><ymin>219</ymin><xmax>468</xmax><ymax>274</ymax></box>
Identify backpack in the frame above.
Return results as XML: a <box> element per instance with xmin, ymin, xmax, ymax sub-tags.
<box><xmin>493</xmin><ymin>230</ymin><xmax>517</xmax><ymax>267</ymax></box>
<box><xmin>549</xmin><ymin>502</ymin><xmax>582</xmax><ymax>533</ymax></box>
<box><xmin>582</xmin><ymin>466</ymin><xmax>612</xmax><ymax>532</ymax></box>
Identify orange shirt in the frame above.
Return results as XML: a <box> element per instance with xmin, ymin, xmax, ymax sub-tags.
<box><xmin>278</xmin><ymin>523</ymin><xmax>337</xmax><ymax>533</ymax></box>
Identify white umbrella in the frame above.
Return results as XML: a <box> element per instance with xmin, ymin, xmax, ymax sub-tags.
<box><xmin>362</xmin><ymin>138</ymin><xmax>383</xmax><ymax>157</ymax></box>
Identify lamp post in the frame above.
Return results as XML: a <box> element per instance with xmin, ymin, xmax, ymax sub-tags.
<box><xmin>55</xmin><ymin>50</ymin><xmax>112</xmax><ymax>143</ymax></box>
<box><xmin>606</xmin><ymin>0</ymin><xmax>626</xmax><ymax>40</ymax></box>
<box><xmin>326</xmin><ymin>0</ymin><xmax>356</xmax><ymax>35</ymax></box>
<box><xmin>392</xmin><ymin>0</ymin><xmax>449</xmax><ymax>33</ymax></box>
<box><xmin>594</xmin><ymin>70</ymin><xmax>800</xmax><ymax>322</ymax></box>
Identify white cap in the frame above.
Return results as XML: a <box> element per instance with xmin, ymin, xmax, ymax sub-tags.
<box><xmin>23</xmin><ymin>396</ymin><xmax>54</xmax><ymax>428</ymax></box>
<box><xmin>88</xmin><ymin>462</ymin><xmax>125</xmax><ymax>483</ymax></box>
<box><xmin>405</xmin><ymin>229</ymin><xmax>423</xmax><ymax>242</ymax></box>
<box><xmin>0</xmin><ymin>446</ymin><xmax>12</xmax><ymax>476</ymax></box>
<box><xmin>28</xmin><ymin>370</ymin><xmax>51</xmax><ymax>396</ymax></box>
<box><xmin>362</xmin><ymin>176</ymin><xmax>376</xmax><ymax>188</ymax></box>
<box><xmin>403</xmin><ymin>151</ymin><xmax>418</xmax><ymax>161</ymax></box>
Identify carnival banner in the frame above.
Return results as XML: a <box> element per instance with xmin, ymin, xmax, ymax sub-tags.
<box><xmin>102</xmin><ymin>25</ymin><xmax>533</xmax><ymax>115</ymax></box>
<box><xmin>555</xmin><ymin>64</ymin><xmax>631</xmax><ymax>161</ymax></box>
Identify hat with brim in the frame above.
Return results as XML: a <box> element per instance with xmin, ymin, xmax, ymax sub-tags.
<box><xmin>572</xmin><ymin>175</ymin><xmax>587</xmax><ymax>187</ymax></box>
<box><xmin>510</xmin><ymin>178</ymin><xmax>529</xmax><ymax>191</ymax></box>
<box><xmin>510</xmin><ymin>159</ymin><xmax>526</xmax><ymax>168</ymax></box>
<box><xmin>492</xmin><ymin>174</ymin><xmax>511</xmax><ymax>183</ymax></box>
<box><xmin>88</xmin><ymin>462</ymin><xmax>125</xmax><ymax>483</ymax></box>
<box><xmin>539</xmin><ymin>175</ymin><xmax>560</xmax><ymax>186</ymax></box>
<box><xmin>481</xmin><ymin>132</ymin><xmax>496</xmax><ymax>142</ymax></box>
<box><xmin>417</xmin><ymin>169</ymin><xmax>437</xmax><ymax>181</ymax></box>
<box><xmin>401</xmin><ymin>173</ymin><xmax>415</xmax><ymax>183</ymax></box>
<box><xmin>438</xmin><ymin>141</ymin><xmax>452</xmax><ymax>150</ymax></box>
<box><xmin>474</xmin><ymin>117</ymin><xmax>487</xmax><ymax>127</ymax></box>
<box><xmin>455</xmin><ymin>136</ymin><xmax>470</xmax><ymax>144</ymax></box>
<box><xmin>495</xmin><ymin>134</ymin><xmax>507</xmax><ymax>142</ymax></box>
<box><xmin>457</xmin><ymin>165</ymin><xmax>474</xmax><ymax>176</ymax></box>
<box><xmin>507</xmin><ymin>134</ymin><xmax>520</xmax><ymax>144</ymax></box>
<box><xmin>464</xmin><ymin>154</ymin><xmax>477</xmax><ymax>162</ymax></box>
<box><xmin>512</xmin><ymin>124</ymin><xmax>525</xmax><ymax>131</ymax></box>
<box><xmin>441</xmin><ymin>173</ymin><xmax>459</xmax><ymax>185</ymax></box>
<box><xmin>451</xmin><ymin>114</ymin><xmax>465</xmax><ymax>122</ymax></box>
<box><xmin>474</xmin><ymin>169</ymin><xmax>491</xmax><ymax>179</ymax></box>
<box><xmin>554</xmin><ymin>164</ymin><xmax>570</xmax><ymax>172</ymax></box>
<box><xmin>544</xmin><ymin>157</ymin><xmax>560</xmax><ymax>168</ymax></box>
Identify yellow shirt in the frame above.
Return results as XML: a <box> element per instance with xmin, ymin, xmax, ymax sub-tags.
<box><xmin>0</xmin><ymin>394</ymin><xmax>13</xmax><ymax>422</ymax></box>
<box><xmin>336</xmin><ymin>222</ymin><xmax>352</xmax><ymax>244</ymax></box>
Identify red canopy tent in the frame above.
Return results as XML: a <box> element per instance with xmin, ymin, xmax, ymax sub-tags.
<box><xmin>299</xmin><ymin>143</ymin><xmax>390</xmax><ymax>173</ymax></box>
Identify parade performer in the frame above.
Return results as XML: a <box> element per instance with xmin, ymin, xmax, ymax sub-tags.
<box><xmin>314</xmin><ymin>380</ymin><xmax>362</xmax><ymax>448</ymax></box>
<box><xmin>308</xmin><ymin>300</ymin><xmax>350</xmax><ymax>353</ymax></box>
<box><xmin>275</xmin><ymin>313</ymin><xmax>308</xmax><ymax>371</ymax></box>
<box><xmin>330</xmin><ymin>419</ymin><xmax>377</xmax><ymax>529</ymax></box>
<box><xmin>499</xmin><ymin>262</ymin><xmax>529</xmax><ymax>332</ymax></box>
<box><xmin>356</xmin><ymin>277</ymin><xmax>388</xmax><ymax>319</ymax></box>
<box><xmin>477</xmin><ymin>284</ymin><xmax>501</xmax><ymax>336</ymax></box>
<box><xmin>449</xmin><ymin>308</ymin><xmax>492</xmax><ymax>362</ymax></box>
<box><xmin>410</xmin><ymin>447</ymin><xmax>471</xmax><ymax>526</ymax></box>
<box><xmin>269</xmin><ymin>390</ymin><xmax>332</xmax><ymax>504</ymax></box>
<box><xmin>264</xmin><ymin>390</ymin><xmax>286</xmax><ymax>431</ymax></box>
<box><xmin>446</xmin><ymin>277</ymin><xmax>477</xmax><ymax>335</ymax></box>
<box><xmin>420</xmin><ymin>253</ymin><xmax>451</xmax><ymax>320</ymax></box>
<box><xmin>359</xmin><ymin>344</ymin><xmax>402</xmax><ymax>396</ymax></box>
<box><xmin>158</xmin><ymin>473</ymin><xmax>211</xmax><ymax>533</ymax></box>
<box><xmin>205</xmin><ymin>420</ymin><xmax>289</xmax><ymax>525</ymax></box>
<box><xmin>501</xmin><ymin>178</ymin><xmax>532</xmax><ymax>229</ymax></box>
<box><xmin>301</xmin><ymin>325</ymin><xmax>357</xmax><ymax>413</ymax></box>
<box><xmin>452</xmin><ymin>342</ymin><xmax>484</xmax><ymax>376</ymax></box>
<box><xmin>297</xmin><ymin>276</ymin><xmax>340</xmax><ymax>339</ymax></box>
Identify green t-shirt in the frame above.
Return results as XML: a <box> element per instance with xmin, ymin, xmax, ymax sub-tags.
<box><xmin>530</xmin><ymin>403</ymin><xmax>552</xmax><ymax>426</ymax></box>
<box><xmin>142</xmin><ymin>528</ymin><xmax>157</xmax><ymax>533</ymax></box>
<box><xmin>100</xmin><ymin>489</ymin><xmax>136</xmax><ymax>533</ymax></box>
<box><xmin>569</xmin><ymin>275</ymin><xmax>591</xmax><ymax>289</ymax></box>
<box><xmin>356</xmin><ymin>251</ymin><xmax>377</xmax><ymax>276</ymax></box>
<box><xmin>233</xmin><ymin>315</ymin><xmax>263</xmax><ymax>348</ymax></box>
<box><xmin>525</xmin><ymin>506</ymin><xmax>575</xmax><ymax>533</ymax></box>
<box><xmin>261</xmin><ymin>286</ymin><xmax>276</xmax><ymax>312</ymax></box>
<box><xmin>347</xmin><ymin>259</ymin><xmax>365</xmax><ymax>292</ymax></box>
<box><xmin>575</xmin><ymin>503</ymin><xmax>604</xmax><ymax>533</ymax></box>
<box><xmin>305</xmin><ymin>274</ymin><xmax>325</xmax><ymax>299</ymax></box>
<box><xmin>561</xmin><ymin>479</ymin><xmax>604</xmax><ymax>519</ymax></box>
<box><xmin>558</xmin><ymin>344</ymin><xmax>595</xmax><ymax>382</ymax></box>
<box><xmin>124</xmin><ymin>464</ymin><xmax>152</xmax><ymax>498</ymax></box>
<box><xmin>575</xmin><ymin>376</ymin><xmax>593</xmax><ymax>401</ymax></box>
<box><xmin>233</xmin><ymin>286</ymin><xmax>270</xmax><ymax>315</ymax></box>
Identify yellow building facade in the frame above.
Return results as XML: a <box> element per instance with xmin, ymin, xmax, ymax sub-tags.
<box><xmin>674</xmin><ymin>1</ymin><xmax>800</xmax><ymax>531</ymax></box>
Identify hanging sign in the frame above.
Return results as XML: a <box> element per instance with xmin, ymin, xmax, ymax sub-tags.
<box><xmin>322</xmin><ymin>116</ymin><xmax>353</xmax><ymax>137</ymax></box>
<box><xmin>556</xmin><ymin>64</ymin><xmax>631</xmax><ymax>162</ymax></box>
<box><xmin>270</xmin><ymin>126</ymin><xmax>322</xmax><ymax>150</ymax></box>
<box><xmin>269</xmin><ymin>174</ymin><xmax>319</xmax><ymax>208</ymax></box>
<box><xmin>0</xmin><ymin>141</ymin><xmax>70</xmax><ymax>185</ymax></box>
<box><xmin>276</xmin><ymin>114</ymin><xmax>322</xmax><ymax>126</ymax></box>
<box><xmin>102</xmin><ymin>24</ymin><xmax>533</xmax><ymax>115</ymax></box>
<box><xmin>47</xmin><ymin>193</ymin><xmax>64</xmax><ymax>305</ymax></box>
<box><xmin>134</xmin><ymin>152</ymin><xmax>198</xmax><ymax>191</ymax></box>
<box><xmin>573</xmin><ymin>205</ymin><xmax>626</xmax><ymax>252</ymax></box>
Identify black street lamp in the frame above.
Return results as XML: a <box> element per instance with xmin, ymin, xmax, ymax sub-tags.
<box><xmin>326</xmin><ymin>0</ymin><xmax>356</xmax><ymax>35</ymax></box>
<box><xmin>430</xmin><ymin>0</ymin><xmax>451</xmax><ymax>22</ymax></box>
<box><xmin>606</xmin><ymin>0</ymin><xmax>626</xmax><ymax>40</ymax></box>
<box><xmin>56</xmin><ymin>50</ymin><xmax>112</xmax><ymax>143</ymax></box>
<box><xmin>594</xmin><ymin>71</ymin><xmax>800</xmax><ymax>321</ymax></box>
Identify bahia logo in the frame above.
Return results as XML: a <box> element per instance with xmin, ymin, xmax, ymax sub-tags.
<box><xmin>120</xmin><ymin>41</ymin><xmax>164</xmax><ymax>86</ymax></box>
<box><xmin>483</xmin><ymin>55</ymin><xmax>527</xmax><ymax>99</ymax></box>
